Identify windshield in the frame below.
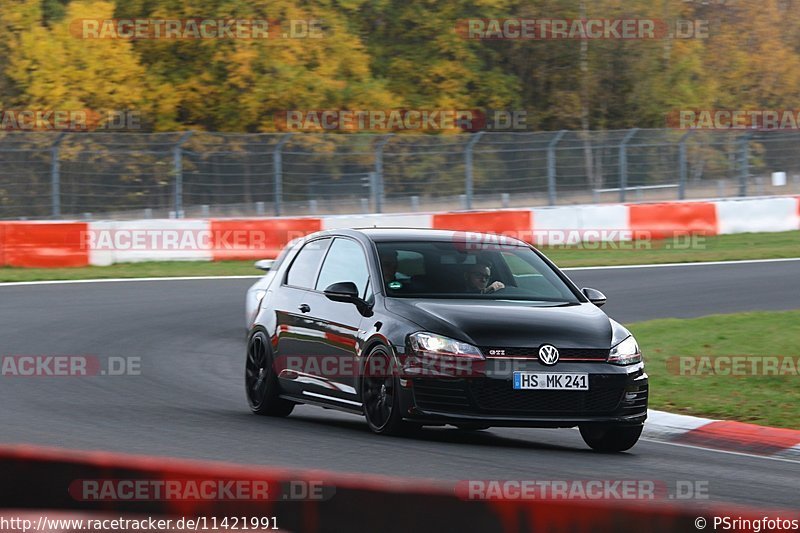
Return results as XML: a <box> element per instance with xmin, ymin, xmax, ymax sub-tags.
<box><xmin>376</xmin><ymin>241</ymin><xmax>581</xmax><ymax>302</ymax></box>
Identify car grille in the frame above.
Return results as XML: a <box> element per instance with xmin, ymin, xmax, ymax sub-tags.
<box><xmin>480</xmin><ymin>347</ymin><xmax>609</xmax><ymax>361</ymax></box>
<box><xmin>470</xmin><ymin>379</ymin><xmax>623</xmax><ymax>414</ymax></box>
<box><xmin>412</xmin><ymin>377</ymin><xmax>627</xmax><ymax>415</ymax></box>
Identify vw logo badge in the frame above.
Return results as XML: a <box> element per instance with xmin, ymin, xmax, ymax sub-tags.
<box><xmin>538</xmin><ymin>344</ymin><xmax>559</xmax><ymax>365</ymax></box>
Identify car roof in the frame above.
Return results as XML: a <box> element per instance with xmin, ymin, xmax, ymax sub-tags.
<box><xmin>338</xmin><ymin>227</ymin><xmax>528</xmax><ymax>245</ymax></box>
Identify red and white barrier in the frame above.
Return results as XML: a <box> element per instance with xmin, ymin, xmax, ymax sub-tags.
<box><xmin>715</xmin><ymin>196</ymin><xmax>800</xmax><ymax>234</ymax></box>
<box><xmin>432</xmin><ymin>210</ymin><xmax>533</xmax><ymax>235</ymax></box>
<box><xmin>86</xmin><ymin>218</ymin><xmax>322</xmax><ymax>266</ymax></box>
<box><xmin>1</xmin><ymin>444</ymin><xmax>795</xmax><ymax>533</ymax></box>
<box><xmin>0</xmin><ymin>221</ymin><xmax>89</xmax><ymax>267</ymax></box>
<box><xmin>88</xmin><ymin>220</ymin><xmax>213</xmax><ymax>266</ymax></box>
<box><xmin>1</xmin><ymin>196</ymin><xmax>798</xmax><ymax>267</ymax></box>
<box><xmin>645</xmin><ymin>410</ymin><xmax>800</xmax><ymax>459</ymax></box>
<box><xmin>209</xmin><ymin>217</ymin><xmax>322</xmax><ymax>261</ymax></box>
<box><xmin>628</xmin><ymin>201</ymin><xmax>718</xmax><ymax>240</ymax></box>
<box><xmin>322</xmin><ymin>213</ymin><xmax>433</xmax><ymax>231</ymax></box>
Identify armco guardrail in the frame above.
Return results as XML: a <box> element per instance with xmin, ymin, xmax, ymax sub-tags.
<box><xmin>2</xmin><ymin>445</ymin><xmax>796</xmax><ymax>533</ymax></box>
<box><xmin>0</xmin><ymin>196</ymin><xmax>797</xmax><ymax>267</ymax></box>
<box><xmin>4</xmin><ymin>130</ymin><xmax>800</xmax><ymax>220</ymax></box>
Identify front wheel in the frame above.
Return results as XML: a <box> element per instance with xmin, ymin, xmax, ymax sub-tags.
<box><xmin>579</xmin><ymin>424</ymin><xmax>643</xmax><ymax>452</ymax></box>
<box><xmin>245</xmin><ymin>330</ymin><xmax>294</xmax><ymax>417</ymax></box>
<box><xmin>361</xmin><ymin>347</ymin><xmax>413</xmax><ymax>435</ymax></box>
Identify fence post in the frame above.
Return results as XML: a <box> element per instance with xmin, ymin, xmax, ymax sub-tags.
<box><xmin>368</xmin><ymin>172</ymin><xmax>377</xmax><ymax>212</ymax></box>
<box><xmin>374</xmin><ymin>134</ymin><xmax>394</xmax><ymax>213</ymax></box>
<box><xmin>547</xmin><ymin>130</ymin><xmax>567</xmax><ymax>206</ymax></box>
<box><xmin>173</xmin><ymin>131</ymin><xmax>193</xmax><ymax>218</ymax></box>
<box><xmin>50</xmin><ymin>133</ymin><xmax>66</xmax><ymax>219</ymax></box>
<box><xmin>737</xmin><ymin>132</ymin><xmax>753</xmax><ymax>197</ymax></box>
<box><xmin>677</xmin><ymin>130</ymin><xmax>693</xmax><ymax>200</ymax></box>
<box><xmin>464</xmin><ymin>131</ymin><xmax>484</xmax><ymax>210</ymax></box>
<box><xmin>273</xmin><ymin>133</ymin><xmax>293</xmax><ymax>216</ymax></box>
<box><xmin>619</xmin><ymin>128</ymin><xmax>639</xmax><ymax>202</ymax></box>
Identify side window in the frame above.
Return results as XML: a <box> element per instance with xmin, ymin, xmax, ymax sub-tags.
<box><xmin>315</xmin><ymin>238</ymin><xmax>370</xmax><ymax>297</ymax></box>
<box><xmin>285</xmin><ymin>238</ymin><xmax>331</xmax><ymax>289</ymax></box>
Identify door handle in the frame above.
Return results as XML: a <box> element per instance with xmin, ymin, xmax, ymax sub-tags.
<box><xmin>298</xmin><ymin>303</ymin><xmax>311</xmax><ymax>313</ymax></box>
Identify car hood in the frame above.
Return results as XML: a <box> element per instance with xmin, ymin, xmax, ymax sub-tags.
<box><xmin>385</xmin><ymin>298</ymin><xmax>615</xmax><ymax>349</ymax></box>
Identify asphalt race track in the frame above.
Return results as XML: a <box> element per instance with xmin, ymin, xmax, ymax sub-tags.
<box><xmin>1</xmin><ymin>259</ymin><xmax>799</xmax><ymax>509</ymax></box>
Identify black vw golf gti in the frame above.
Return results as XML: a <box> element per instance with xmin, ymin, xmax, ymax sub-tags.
<box><xmin>245</xmin><ymin>228</ymin><xmax>648</xmax><ymax>452</ymax></box>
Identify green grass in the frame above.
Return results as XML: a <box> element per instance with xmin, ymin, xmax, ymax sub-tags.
<box><xmin>541</xmin><ymin>230</ymin><xmax>800</xmax><ymax>268</ymax></box>
<box><xmin>628</xmin><ymin>310</ymin><xmax>800</xmax><ymax>429</ymax></box>
<box><xmin>0</xmin><ymin>261</ymin><xmax>260</xmax><ymax>282</ymax></box>
<box><xmin>0</xmin><ymin>230</ymin><xmax>798</xmax><ymax>282</ymax></box>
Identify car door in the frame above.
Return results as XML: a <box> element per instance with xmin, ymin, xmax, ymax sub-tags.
<box><xmin>304</xmin><ymin>237</ymin><xmax>372</xmax><ymax>406</ymax></box>
<box><xmin>273</xmin><ymin>237</ymin><xmax>332</xmax><ymax>396</ymax></box>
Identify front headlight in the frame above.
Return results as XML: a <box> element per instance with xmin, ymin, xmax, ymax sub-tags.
<box><xmin>409</xmin><ymin>332</ymin><xmax>484</xmax><ymax>359</ymax></box>
<box><xmin>608</xmin><ymin>335</ymin><xmax>642</xmax><ymax>365</ymax></box>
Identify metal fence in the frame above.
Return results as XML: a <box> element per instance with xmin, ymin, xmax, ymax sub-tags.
<box><xmin>1</xmin><ymin>129</ymin><xmax>799</xmax><ymax>220</ymax></box>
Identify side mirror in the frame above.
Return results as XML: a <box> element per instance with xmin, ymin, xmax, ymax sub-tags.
<box><xmin>323</xmin><ymin>281</ymin><xmax>360</xmax><ymax>303</ymax></box>
<box><xmin>324</xmin><ymin>282</ymin><xmax>373</xmax><ymax>316</ymax></box>
<box><xmin>582</xmin><ymin>287</ymin><xmax>607</xmax><ymax>307</ymax></box>
<box><xmin>254</xmin><ymin>259</ymin><xmax>274</xmax><ymax>272</ymax></box>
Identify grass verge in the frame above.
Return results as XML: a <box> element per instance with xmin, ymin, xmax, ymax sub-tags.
<box><xmin>628</xmin><ymin>310</ymin><xmax>799</xmax><ymax>429</ymax></box>
<box><xmin>0</xmin><ymin>261</ymin><xmax>259</xmax><ymax>282</ymax></box>
<box><xmin>542</xmin><ymin>229</ymin><xmax>800</xmax><ymax>267</ymax></box>
<box><xmin>0</xmin><ymin>230</ymin><xmax>798</xmax><ymax>282</ymax></box>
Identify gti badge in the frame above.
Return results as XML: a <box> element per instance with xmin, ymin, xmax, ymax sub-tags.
<box><xmin>538</xmin><ymin>344</ymin><xmax>559</xmax><ymax>365</ymax></box>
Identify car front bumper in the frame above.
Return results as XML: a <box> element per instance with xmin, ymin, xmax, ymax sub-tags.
<box><xmin>398</xmin><ymin>360</ymin><xmax>648</xmax><ymax>428</ymax></box>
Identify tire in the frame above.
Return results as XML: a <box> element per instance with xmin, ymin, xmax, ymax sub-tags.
<box><xmin>579</xmin><ymin>424</ymin><xmax>643</xmax><ymax>452</ymax></box>
<box><xmin>245</xmin><ymin>330</ymin><xmax>294</xmax><ymax>417</ymax></box>
<box><xmin>361</xmin><ymin>346</ymin><xmax>412</xmax><ymax>435</ymax></box>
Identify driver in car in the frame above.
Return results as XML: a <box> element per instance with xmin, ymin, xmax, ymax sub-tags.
<box><xmin>464</xmin><ymin>262</ymin><xmax>505</xmax><ymax>294</ymax></box>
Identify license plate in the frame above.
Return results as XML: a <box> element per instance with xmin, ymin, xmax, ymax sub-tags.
<box><xmin>513</xmin><ymin>372</ymin><xmax>589</xmax><ymax>390</ymax></box>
